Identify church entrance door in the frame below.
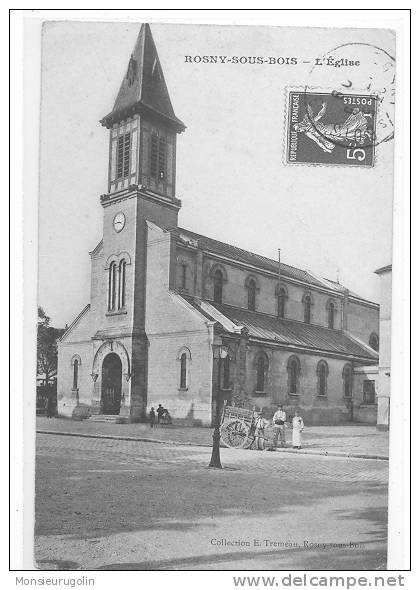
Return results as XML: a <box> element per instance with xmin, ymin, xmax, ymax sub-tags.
<box><xmin>101</xmin><ymin>353</ymin><xmax>122</xmax><ymax>415</ymax></box>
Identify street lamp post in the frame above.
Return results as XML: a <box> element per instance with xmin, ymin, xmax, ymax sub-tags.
<box><xmin>208</xmin><ymin>343</ymin><xmax>228</xmax><ymax>469</ymax></box>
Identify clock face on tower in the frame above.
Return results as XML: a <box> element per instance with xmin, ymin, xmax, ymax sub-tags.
<box><xmin>113</xmin><ymin>212</ymin><xmax>126</xmax><ymax>233</ymax></box>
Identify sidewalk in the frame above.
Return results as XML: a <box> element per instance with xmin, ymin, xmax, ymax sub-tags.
<box><xmin>36</xmin><ymin>417</ymin><xmax>389</xmax><ymax>459</ymax></box>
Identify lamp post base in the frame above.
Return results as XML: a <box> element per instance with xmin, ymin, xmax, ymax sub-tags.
<box><xmin>208</xmin><ymin>425</ymin><xmax>222</xmax><ymax>469</ymax></box>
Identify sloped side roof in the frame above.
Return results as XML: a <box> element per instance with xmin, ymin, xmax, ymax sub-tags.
<box><xmin>171</xmin><ymin>227</ymin><xmax>327</xmax><ymax>288</ymax></box>
<box><xmin>59</xmin><ymin>304</ymin><xmax>91</xmax><ymax>342</ymax></box>
<box><xmin>89</xmin><ymin>239</ymin><xmax>103</xmax><ymax>257</ymax></box>
<box><xmin>184</xmin><ymin>297</ymin><xmax>377</xmax><ymax>361</ymax></box>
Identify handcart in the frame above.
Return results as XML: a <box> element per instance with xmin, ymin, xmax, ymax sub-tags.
<box><xmin>220</xmin><ymin>403</ymin><xmax>278</xmax><ymax>450</ymax></box>
<box><xmin>220</xmin><ymin>404</ymin><xmax>258</xmax><ymax>449</ymax></box>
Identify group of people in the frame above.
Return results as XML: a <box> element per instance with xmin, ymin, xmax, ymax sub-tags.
<box><xmin>253</xmin><ymin>404</ymin><xmax>304</xmax><ymax>451</ymax></box>
<box><xmin>148</xmin><ymin>404</ymin><xmax>172</xmax><ymax>428</ymax></box>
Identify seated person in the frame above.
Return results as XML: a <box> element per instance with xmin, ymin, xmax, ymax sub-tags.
<box><xmin>161</xmin><ymin>408</ymin><xmax>172</xmax><ymax>425</ymax></box>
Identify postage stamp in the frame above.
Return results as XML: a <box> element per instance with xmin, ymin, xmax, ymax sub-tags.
<box><xmin>286</xmin><ymin>91</ymin><xmax>378</xmax><ymax>167</ymax></box>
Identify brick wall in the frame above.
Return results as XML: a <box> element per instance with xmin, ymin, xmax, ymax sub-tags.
<box><xmin>244</xmin><ymin>345</ymin><xmax>356</xmax><ymax>425</ymax></box>
<box><xmin>174</xmin><ymin>250</ymin><xmax>378</xmax><ymax>334</ymax></box>
<box><xmin>346</xmin><ymin>300</ymin><xmax>379</xmax><ymax>346</ymax></box>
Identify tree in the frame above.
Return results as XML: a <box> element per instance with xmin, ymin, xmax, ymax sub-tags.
<box><xmin>37</xmin><ymin>307</ymin><xmax>64</xmax><ymax>386</ymax></box>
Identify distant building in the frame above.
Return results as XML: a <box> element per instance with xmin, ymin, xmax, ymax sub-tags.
<box><xmin>375</xmin><ymin>265</ymin><xmax>392</xmax><ymax>431</ymax></box>
<box><xmin>36</xmin><ymin>372</ymin><xmax>57</xmax><ymax>387</ymax></box>
<box><xmin>57</xmin><ymin>24</ymin><xmax>379</xmax><ymax>425</ymax></box>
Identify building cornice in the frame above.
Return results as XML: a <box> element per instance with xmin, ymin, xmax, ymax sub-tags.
<box><xmin>100</xmin><ymin>101</ymin><xmax>186</xmax><ymax>134</ymax></box>
<box><xmin>245</xmin><ymin>336</ymin><xmax>377</xmax><ymax>364</ymax></box>
<box><xmin>100</xmin><ymin>185</ymin><xmax>181</xmax><ymax>212</ymax></box>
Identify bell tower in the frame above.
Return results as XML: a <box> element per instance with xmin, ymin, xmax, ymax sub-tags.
<box><xmin>100</xmin><ymin>23</ymin><xmax>185</xmax><ymax>199</ymax></box>
<box><xmin>96</xmin><ymin>24</ymin><xmax>186</xmax><ymax>421</ymax></box>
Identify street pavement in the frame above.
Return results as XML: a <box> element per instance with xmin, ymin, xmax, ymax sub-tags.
<box><xmin>36</xmin><ymin>417</ymin><xmax>389</xmax><ymax>459</ymax></box>
<box><xmin>35</xmin><ymin>432</ymin><xmax>388</xmax><ymax>571</ymax></box>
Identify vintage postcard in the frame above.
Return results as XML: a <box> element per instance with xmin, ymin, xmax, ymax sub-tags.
<box><xmin>16</xmin><ymin>13</ymin><xmax>410</xmax><ymax>575</ymax></box>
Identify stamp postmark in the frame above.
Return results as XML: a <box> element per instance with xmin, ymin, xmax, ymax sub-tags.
<box><xmin>286</xmin><ymin>91</ymin><xmax>378</xmax><ymax>167</ymax></box>
<box><xmin>286</xmin><ymin>42</ymin><xmax>395</xmax><ymax>167</ymax></box>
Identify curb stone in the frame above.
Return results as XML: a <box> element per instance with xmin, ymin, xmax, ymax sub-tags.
<box><xmin>273</xmin><ymin>447</ymin><xmax>388</xmax><ymax>461</ymax></box>
<box><xmin>36</xmin><ymin>430</ymin><xmax>388</xmax><ymax>461</ymax></box>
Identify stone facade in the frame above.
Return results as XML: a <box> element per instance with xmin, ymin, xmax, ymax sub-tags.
<box><xmin>145</xmin><ymin>222</ymin><xmax>214</xmax><ymax>425</ymax></box>
<box><xmin>57</xmin><ymin>24</ymin><xmax>380</xmax><ymax>427</ymax></box>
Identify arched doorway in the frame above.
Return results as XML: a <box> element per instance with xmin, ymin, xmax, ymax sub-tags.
<box><xmin>101</xmin><ymin>353</ymin><xmax>122</xmax><ymax>415</ymax></box>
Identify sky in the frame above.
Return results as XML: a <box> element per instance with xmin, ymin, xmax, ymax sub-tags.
<box><xmin>37</xmin><ymin>21</ymin><xmax>395</xmax><ymax>327</ymax></box>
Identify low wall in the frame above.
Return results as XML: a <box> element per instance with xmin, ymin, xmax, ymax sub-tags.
<box><xmin>353</xmin><ymin>404</ymin><xmax>377</xmax><ymax>424</ymax></box>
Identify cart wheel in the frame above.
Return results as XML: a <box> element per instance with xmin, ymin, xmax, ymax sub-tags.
<box><xmin>221</xmin><ymin>419</ymin><xmax>250</xmax><ymax>448</ymax></box>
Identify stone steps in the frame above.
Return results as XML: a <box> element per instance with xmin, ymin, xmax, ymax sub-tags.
<box><xmin>88</xmin><ymin>414</ymin><xmax>128</xmax><ymax>424</ymax></box>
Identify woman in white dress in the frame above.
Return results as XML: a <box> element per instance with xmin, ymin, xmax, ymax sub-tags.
<box><xmin>292</xmin><ymin>410</ymin><xmax>304</xmax><ymax>449</ymax></box>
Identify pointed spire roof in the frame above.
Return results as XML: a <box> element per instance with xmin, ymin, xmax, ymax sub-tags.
<box><xmin>100</xmin><ymin>24</ymin><xmax>185</xmax><ymax>132</ymax></box>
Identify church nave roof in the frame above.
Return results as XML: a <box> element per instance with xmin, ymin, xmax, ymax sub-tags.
<box><xmin>182</xmin><ymin>296</ymin><xmax>378</xmax><ymax>362</ymax></box>
<box><xmin>170</xmin><ymin>226</ymin><xmax>377</xmax><ymax>306</ymax></box>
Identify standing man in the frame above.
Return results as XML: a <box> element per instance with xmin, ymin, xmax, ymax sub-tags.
<box><xmin>255</xmin><ymin>411</ymin><xmax>268</xmax><ymax>451</ymax></box>
<box><xmin>272</xmin><ymin>404</ymin><xmax>287</xmax><ymax>448</ymax></box>
<box><xmin>156</xmin><ymin>404</ymin><xmax>164</xmax><ymax>426</ymax></box>
<box><xmin>149</xmin><ymin>407</ymin><xmax>156</xmax><ymax>429</ymax></box>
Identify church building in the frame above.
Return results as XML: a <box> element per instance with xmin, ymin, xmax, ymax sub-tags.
<box><xmin>57</xmin><ymin>24</ymin><xmax>380</xmax><ymax>426</ymax></box>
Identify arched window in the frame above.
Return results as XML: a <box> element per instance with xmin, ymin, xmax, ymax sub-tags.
<box><xmin>369</xmin><ymin>333</ymin><xmax>379</xmax><ymax>351</ymax></box>
<box><xmin>253</xmin><ymin>352</ymin><xmax>268</xmax><ymax>394</ymax></box>
<box><xmin>256</xmin><ymin>356</ymin><xmax>266</xmax><ymax>392</ymax></box>
<box><xmin>303</xmin><ymin>294</ymin><xmax>312</xmax><ymax>324</ymax></box>
<box><xmin>328</xmin><ymin>301</ymin><xmax>335</xmax><ymax>329</ymax></box>
<box><xmin>177</xmin><ymin>347</ymin><xmax>191</xmax><ymax>390</ymax></box>
<box><xmin>118</xmin><ymin>259</ymin><xmax>126</xmax><ymax>309</ymax></box>
<box><xmin>247</xmin><ymin>279</ymin><xmax>256</xmax><ymax>311</ymax></box>
<box><xmin>317</xmin><ymin>360</ymin><xmax>329</xmax><ymax>396</ymax></box>
<box><xmin>343</xmin><ymin>364</ymin><xmax>353</xmax><ymax>398</ymax></box>
<box><xmin>214</xmin><ymin>269</ymin><xmax>223</xmax><ymax>304</ymax></box>
<box><xmin>72</xmin><ymin>359</ymin><xmax>79</xmax><ymax>390</ymax></box>
<box><xmin>277</xmin><ymin>288</ymin><xmax>286</xmax><ymax>318</ymax></box>
<box><xmin>180</xmin><ymin>353</ymin><xmax>187</xmax><ymax>389</ymax></box>
<box><xmin>108</xmin><ymin>262</ymin><xmax>117</xmax><ymax>311</ymax></box>
<box><xmin>71</xmin><ymin>355</ymin><xmax>81</xmax><ymax>391</ymax></box>
<box><xmin>287</xmin><ymin>355</ymin><xmax>301</xmax><ymax>395</ymax></box>
<box><xmin>222</xmin><ymin>355</ymin><xmax>230</xmax><ymax>389</ymax></box>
